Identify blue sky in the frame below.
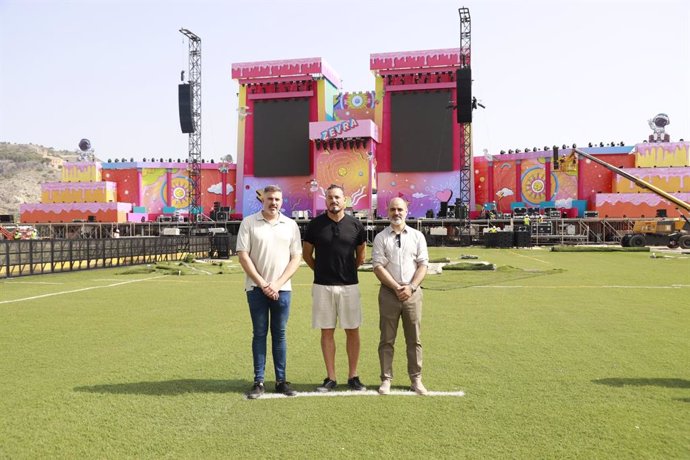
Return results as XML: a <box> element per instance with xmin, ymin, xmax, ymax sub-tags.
<box><xmin>1</xmin><ymin>0</ymin><xmax>688</xmax><ymax>162</ymax></box>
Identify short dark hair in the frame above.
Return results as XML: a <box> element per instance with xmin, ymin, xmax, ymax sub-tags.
<box><xmin>326</xmin><ymin>184</ymin><xmax>344</xmax><ymax>193</ymax></box>
<box><xmin>263</xmin><ymin>184</ymin><xmax>282</xmax><ymax>194</ymax></box>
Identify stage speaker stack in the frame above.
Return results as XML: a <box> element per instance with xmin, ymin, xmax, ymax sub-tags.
<box><xmin>215</xmin><ymin>211</ymin><xmax>228</xmax><ymax>222</ymax></box>
<box><xmin>456</xmin><ymin>68</ymin><xmax>472</xmax><ymax>124</ymax></box>
<box><xmin>486</xmin><ymin>231</ymin><xmax>513</xmax><ymax>248</ymax></box>
<box><xmin>178</xmin><ymin>83</ymin><xmax>195</xmax><ymax>134</ymax></box>
<box><xmin>532</xmin><ymin>222</ymin><xmax>553</xmax><ymax>234</ymax></box>
<box><xmin>514</xmin><ymin>230</ymin><xmax>532</xmax><ymax>247</ymax></box>
<box><xmin>438</xmin><ymin>202</ymin><xmax>448</xmax><ymax>218</ymax></box>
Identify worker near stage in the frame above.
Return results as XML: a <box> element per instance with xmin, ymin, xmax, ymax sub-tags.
<box><xmin>371</xmin><ymin>197</ymin><xmax>430</xmax><ymax>395</ymax></box>
<box><xmin>13</xmin><ymin>229</ymin><xmax>21</xmax><ymax>240</ymax></box>
<box><xmin>303</xmin><ymin>184</ymin><xmax>368</xmax><ymax>393</ymax></box>
<box><xmin>236</xmin><ymin>184</ymin><xmax>302</xmax><ymax>400</ymax></box>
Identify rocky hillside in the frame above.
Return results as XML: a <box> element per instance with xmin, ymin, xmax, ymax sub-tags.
<box><xmin>0</xmin><ymin>142</ymin><xmax>81</xmax><ymax>217</ymax></box>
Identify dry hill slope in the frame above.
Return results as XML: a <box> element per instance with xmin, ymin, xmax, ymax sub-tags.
<box><xmin>0</xmin><ymin>142</ymin><xmax>80</xmax><ymax>217</ymax></box>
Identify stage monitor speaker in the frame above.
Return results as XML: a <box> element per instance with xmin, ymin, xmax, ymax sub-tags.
<box><xmin>584</xmin><ymin>211</ymin><xmax>599</xmax><ymax>218</ymax></box>
<box><xmin>456</xmin><ymin>68</ymin><xmax>472</xmax><ymax>124</ymax></box>
<box><xmin>655</xmin><ymin>209</ymin><xmax>667</xmax><ymax>218</ymax></box>
<box><xmin>455</xmin><ymin>203</ymin><xmax>468</xmax><ymax>219</ymax></box>
<box><xmin>438</xmin><ymin>202</ymin><xmax>448</xmax><ymax>218</ymax></box>
<box><xmin>178</xmin><ymin>83</ymin><xmax>195</xmax><ymax>134</ymax></box>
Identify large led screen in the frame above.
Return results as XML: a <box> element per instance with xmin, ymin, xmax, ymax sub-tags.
<box><xmin>390</xmin><ymin>90</ymin><xmax>453</xmax><ymax>172</ymax></box>
<box><xmin>253</xmin><ymin>98</ymin><xmax>310</xmax><ymax>177</ymax></box>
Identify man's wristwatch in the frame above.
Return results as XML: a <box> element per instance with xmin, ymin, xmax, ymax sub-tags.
<box><xmin>409</xmin><ymin>283</ymin><xmax>418</xmax><ymax>293</ymax></box>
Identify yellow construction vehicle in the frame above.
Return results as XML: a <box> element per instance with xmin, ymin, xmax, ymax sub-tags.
<box><xmin>573</xmin><ymin>149</ymin><xmax>690</xmax><ymax>249</ymax></box>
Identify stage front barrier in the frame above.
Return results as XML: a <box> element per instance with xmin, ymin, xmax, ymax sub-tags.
<box><xmin>0</xmin><ymin>236</ymin><xmax>210</xmax><ymax>278</ymax></box>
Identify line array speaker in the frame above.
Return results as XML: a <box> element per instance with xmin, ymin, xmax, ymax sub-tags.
<box><xmin>178</xmin><ymin>83</ymin><xmax>195</xmax><ymax>134</ymax></box>
<box><xmin>456</xmin><ymin>67</ymin><xmax>472</xmax><ymax>124</ymax></box>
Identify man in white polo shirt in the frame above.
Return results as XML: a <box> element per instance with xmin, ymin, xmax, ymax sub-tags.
<box><xmin>236</xmin><ymin>185</ymin><xmax>303</xmax><ymax>399</ymax></box>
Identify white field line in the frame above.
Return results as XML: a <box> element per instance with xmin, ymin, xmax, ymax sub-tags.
<box><xmin>0</xmin><ymin>275</ymin><xmax>167</xmax><ymax>305</ymax></box>
<box><xmin>469</xmin><ymin>284</ymin><xmax>690</xmax><ymax>289</ymax></box>
<box><xmin>249</xmin><ymin>390</ymin><xmax>465</xmax><ymax>400</ymax></box>
<box><xmin>506</xmin><ymin>250</ymin><xmax>552</xmax><ymax>265</ymax></box>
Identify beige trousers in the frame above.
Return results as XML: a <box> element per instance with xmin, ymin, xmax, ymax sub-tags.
<box><xmin>378</xmin><ymin>285</ymin><xmax>423</xmax><ymax>381</ymax></box>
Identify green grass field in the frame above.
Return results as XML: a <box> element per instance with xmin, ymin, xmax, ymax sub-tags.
<box><xmin>1</xmin><ymin>247</ymin><xmax>689</xmax><ymax>458</ymax></box>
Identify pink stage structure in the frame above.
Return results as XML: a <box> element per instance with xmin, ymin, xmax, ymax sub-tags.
<box><xmin>16</xmin><ymin>49</ymin><xmax>689</xmax><ymax>224</ymax></box>
<box><xmin>20</xmin><ymin>160</ymin><xmax>236</xmax><ymax>223</ymax></box>
<box><xmin>231</xmin><ymin>57</ymin><xmax>379</xmax><ymax>218</ymax></box>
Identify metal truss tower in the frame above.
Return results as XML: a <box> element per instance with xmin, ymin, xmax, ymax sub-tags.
<box><xmin>179</xmin><ymin>28</ymin><xmax>202</xmax><ymax>220</ymax></box>
<box><xmin>458</xmin><ymin>7</ymin><xmax>472</xmax><ymax>210</ymax></box>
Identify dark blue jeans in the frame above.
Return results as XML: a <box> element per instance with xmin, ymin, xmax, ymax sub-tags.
<box><xmin>247</xmin><ymin>288</ymin><xmax>291</xmax><ymax>383</ymax></box>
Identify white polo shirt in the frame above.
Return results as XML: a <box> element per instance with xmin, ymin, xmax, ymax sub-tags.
<box><xmin>236</xmin><ymin>211</ymin><xmax>302</xmax><ymax>291</ymax></box>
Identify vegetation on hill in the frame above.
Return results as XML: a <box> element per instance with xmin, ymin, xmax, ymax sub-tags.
<box><xmin>0</xmin><ymin>142</ymin><xmax>80</xmax><ymax>217</ymax></box>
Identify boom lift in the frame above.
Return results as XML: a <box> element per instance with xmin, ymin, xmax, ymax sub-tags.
<box><xmin>572</xmin><ymin>149</ymin><xmax>690</xmax><ymax>249</ymax></box>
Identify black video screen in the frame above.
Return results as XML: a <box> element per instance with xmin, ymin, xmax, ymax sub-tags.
<box><xmin>391</xmin><ymin>90</ymin><xmax>453</xmax><ymax>172</ymax></box>
<box><xmin>253</xmin><ymin>98</ymin><xmax>310</xmax><ymax>177</ymax></box>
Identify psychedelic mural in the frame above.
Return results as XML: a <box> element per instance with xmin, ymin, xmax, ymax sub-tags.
<box><xmin>140</xmin><ymin>168</ymin><xmax>167</xmax><ymax>214</ymax></box>
<box><xmin>473</xmin><ymin>156</ymin><xmax>490</xmax><ymax>209</ymax></box>
<box><xmin>493</xmin><ymin>159</ymin><xmax>516</xmax><ymax>213</ymax></box>
<box><xmin>377</xmin><ymin>171</ymin><xmax>458</xmax><ymax>219</ymax></box>
<box><xmin>333</xmin><ymin>91</ymin><xmax>377</xmax><ymax>122</ymax></box>
<box><xmin>519</xmin><ymin>157</ymin><xmax>548</xmax><ymax>206</ymax></box>
<box><xmin>314</xmin><ymin>146</ymin><xmax>372</xmax><ymax>212</ymax></box>
<box><xmin>241</xmin><ymin>176</ymin><xmax>313</xmax><ymax>217</ymax></box>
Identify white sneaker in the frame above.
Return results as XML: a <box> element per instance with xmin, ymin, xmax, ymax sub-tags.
<box><xmin>378</xmin><ymin>379</ymin><xmax>391</xmax><ymax>395</ymax></box>
<box><xmin>410</xmin><ymin>378</ymin><xmax>428</xmax><ymax>395</ymax></box>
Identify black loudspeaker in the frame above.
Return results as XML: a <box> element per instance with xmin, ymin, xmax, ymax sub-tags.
<box><xmin>552</xmin><ymin>146</ymin><xmax>559</xmax><ymax>170</ymax></box>
<box><xmin>584</xmin><ymin>211</ymin><xmax>599</xmax><ymax>218</ymax></box>
<box><xmin>87</xmin><ymin>215</ymin><xmax>96</xmax><ymax>222</ymax></box>
<box><xmin>426</xmin><ymin>209</ymin><xmax>434</xmax><ymax>218</ymax></box>
<box><xmin>656</xmin><ymin>209</ymin><xmax>667</xmax><ymax>218</ymax></box>
<box><xmin>178</xmin><ymin>83</ymin><xmax>195</xmax><ymax>134</ymax></box>
<box><xmin>456</xmin><ymin>67</ymin><xmax>472</xmax><ymax>123</ymax></box>
<box><xmin>215</xmin><ymin>211</ymin><xmax>228</xmax><ymax>221</ymax></box>
<box><xmin>438</xmin><ymin>202</ymin><xmax>448</xmax><ymax>218</ymax></box>
<box><xmin>0</xmin><ymin>214</ymin><xmax>13</xmax><ymax>223</ymax></box>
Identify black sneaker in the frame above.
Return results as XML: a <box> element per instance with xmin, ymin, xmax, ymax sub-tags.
<box><xmin>347</xmin><ymin>376</ymin><xmax>367</xmax><ymax>391</ymax></box>
<box><xmin>247</xmin><ymin>381</ymin><xmax>264</xmax><ymax>400</ymax></box>
<box><xmin>276</xmin><ymin>381</ymin><xmax>297</xmax><ymax>396</ymax></box>
<box><xmin>316</xmin><ymin>378</ymin><xmax>337</xmax><ymax>392</ymax></box>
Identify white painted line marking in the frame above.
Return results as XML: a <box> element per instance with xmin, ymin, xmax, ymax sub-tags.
<box><xmin>248</xmin><ymin>390</ymin><xmax>465</xmax><ymax>399</ymax></box>
<box><xmin>0</xmin><ymin>275</ymin><xmax>167</xmax><ymax>305</ymax></box>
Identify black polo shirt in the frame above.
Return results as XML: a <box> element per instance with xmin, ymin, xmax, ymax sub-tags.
<box><xmin>304</xmin><ymin>213</ymin><xmax>366</xmax><ymax>285</ymax></box>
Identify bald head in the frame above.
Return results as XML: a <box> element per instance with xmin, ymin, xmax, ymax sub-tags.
<box><xmin>388</xmin><ymin>197</ymin><xmax>408</xmax><ymax>226</ymax></box>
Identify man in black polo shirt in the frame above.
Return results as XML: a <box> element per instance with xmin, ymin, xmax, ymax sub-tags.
<box><xmin>303</xmin><ymin>184</ymin><xmax>367</xmax><ymax>392</ymax></box>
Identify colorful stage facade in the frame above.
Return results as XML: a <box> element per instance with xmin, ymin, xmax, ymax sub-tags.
<box><xmin>18</xmin><ymin>48</ymin><xmax>689</xmax><ymax>223</ymax></box>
